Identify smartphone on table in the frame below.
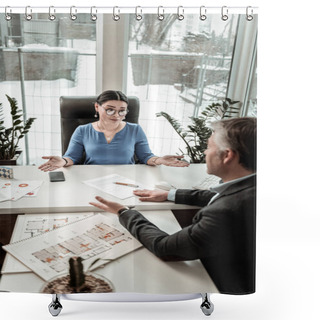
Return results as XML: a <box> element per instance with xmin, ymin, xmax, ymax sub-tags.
<box><xmin>49</xmin><ymin>171</ymin><xmax>65</xmax><ymax>182</ymax></box>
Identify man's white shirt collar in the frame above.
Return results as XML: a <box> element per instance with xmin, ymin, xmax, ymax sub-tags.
<box><xmin>208</xmin><ymin>173</ymin><xmax>256</xmax><ymax>205</ymax></box>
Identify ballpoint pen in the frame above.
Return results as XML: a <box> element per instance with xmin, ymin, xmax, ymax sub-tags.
<box><xmin>114</xmin><ymin>182</ymin><xmax>139</xmax><ymax>188</ymax></box>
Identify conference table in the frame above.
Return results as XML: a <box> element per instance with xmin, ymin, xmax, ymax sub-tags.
<box><xmin>0</xmin><ymin>164</ymin><xmax>209</xmax><ymax>214</ymax></box>
<box><xmin>0</xmin><ymin>164</ymin><xmax>219</xmax><ymax>294</ymax></box>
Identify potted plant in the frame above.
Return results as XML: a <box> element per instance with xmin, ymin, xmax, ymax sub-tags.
<box><xmin>156</xmin><ymin>98</ymin><xmax>240</xmax><ymax>163</ymax></box>
<box><xmin>0</xmin><ymin>95</ymin><xmax>36</xmax><ymax>165</ymax></box>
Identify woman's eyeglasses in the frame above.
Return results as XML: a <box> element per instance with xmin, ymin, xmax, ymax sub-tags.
<box><xmin>103</xmin><ymin>108</ymin><xmax>128</xmax><ymax>117</ymax></box>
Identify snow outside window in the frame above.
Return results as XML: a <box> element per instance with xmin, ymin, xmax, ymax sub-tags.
<box><xmin>126</xmin><ymin>14</ymin><xmax>242</xmax><ymax>157</ymax></box>
<box><xmin>0</xmin><ymin>13</ymin><xmax>96</xmax><ymax>165</ymax></box>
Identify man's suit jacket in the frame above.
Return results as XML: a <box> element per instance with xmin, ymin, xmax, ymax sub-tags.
<box><xmin>119</xmin><ymin>174</ymin><xmax>256</xmax><ymax>294</ymax></box>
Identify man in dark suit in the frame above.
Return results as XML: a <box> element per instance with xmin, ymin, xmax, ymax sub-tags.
<box><xmin>90</xmin><ymin>117</ymin><xmax>256</xmax><ymax>294</ymax></box>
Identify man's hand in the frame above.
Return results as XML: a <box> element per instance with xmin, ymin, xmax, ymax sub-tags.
<box><xmin>133</xmin><ymin>189</ymin><xmax>169</xmax><ymax>202</ymax></box>
<box><xmin>89</xmin><ymin>196</ymin><xmax>126</xmax><ymax>214</ymax></box>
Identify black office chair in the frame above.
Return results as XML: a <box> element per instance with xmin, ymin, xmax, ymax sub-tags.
<box><xmin>59</xmin><ymin>95</ymin><xmax>140</xmax><ymax>156</ymax></box>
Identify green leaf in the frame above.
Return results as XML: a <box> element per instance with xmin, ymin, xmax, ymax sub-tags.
<box><xmin>1</xmin><ymin>95</ymin><xmax>36</xmax><ymax>158</ymax></box>
<box><xmin>155</xmin><ymin>98</ymin><xmax>241</xmax><ymax>163</ymax></box>
<box><xmin>13</xmin><ymin>120</ymin><xmax>22</xmax><ymax>126</ymax></box>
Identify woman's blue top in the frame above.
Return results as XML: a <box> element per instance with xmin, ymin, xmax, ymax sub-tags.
<box><xmin>63</xmin><ymin>123</ymin><xmax>155</xmax><ymax>165</ymax></box>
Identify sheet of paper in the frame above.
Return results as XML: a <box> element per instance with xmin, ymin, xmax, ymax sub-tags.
<box><xmin>0</xmin><ymin>181</ymin><xmax>13</xmax><ymax>201</ymax></box>
<box><xmin>23</xmin><ymin>186</ymin><xmax>41</xmax><ymax>197</ymax></box>
<box><xmin>0</xmin><ymin>192</ymin><xmax>11</xmax><ymax>202</ymax></box>
<box><xmin>0</xmin><ymin>180</ymin><xmax>43</xmax><ymax>201</ymax></box>
<box><xmin>1</xmin><ymin>213</ymin><xmax>94</xmax><ymax>274</ymax></box>
<box><xmin>83</xmin><ymin>174</ymin><xmax>151</xmax><ymax>199</ymax></box>
<box><xmin>3</xmin><ymin>214</ymin><xmax>142</xmax><ymax>281</ymax></box>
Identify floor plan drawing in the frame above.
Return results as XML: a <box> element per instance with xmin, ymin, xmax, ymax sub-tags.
<box><xmin>3</xmin><ymin>214</ymin><xmax>142</xmax><ymax>281</ymax></box>
<box><xmin>1</xmin><ymin>213</ymin><xmax>94</xmax><ymax>274</ymax></box>
<box><xmin>32</xmin><ymin>222</ymin><xmax>126</xmax><ymax>273</ymax></box>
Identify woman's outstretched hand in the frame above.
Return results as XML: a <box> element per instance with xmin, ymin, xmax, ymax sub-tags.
<box><xmin>38</xmin><ymin>156</ymin><xmax>65</xmax><ymax>172</ymax></box>
<box><xmin>157</xmin><ymin>155</ymin><xmax>189</xmax><ymax>167</ymax></box>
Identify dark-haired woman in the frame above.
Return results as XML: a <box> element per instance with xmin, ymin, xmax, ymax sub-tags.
<box><xmin>39</xmin><ymin>90</ymin><xmax>188</xmax><ymax>172</ymax></box>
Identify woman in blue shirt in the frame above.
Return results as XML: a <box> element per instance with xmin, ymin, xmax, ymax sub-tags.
<box><xmin>39</xmin><ymin>90</ymin><xmax>188</xmax><ymax>171</ymax></box>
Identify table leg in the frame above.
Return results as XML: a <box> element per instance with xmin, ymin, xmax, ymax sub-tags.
<box><xmin>0</xmin><ymin>214</ymin><xmax>20</xmax><ymax>276</ymax></box>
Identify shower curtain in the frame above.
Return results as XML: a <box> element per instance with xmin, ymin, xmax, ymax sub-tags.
<box><xmin>0</xmin><ymin>6</ymin><xmax>257</xmax><ymax>296</ymax></box>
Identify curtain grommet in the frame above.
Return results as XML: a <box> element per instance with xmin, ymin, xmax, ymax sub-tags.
<box><xmin>246</xmin><ymin>6</ymin><xmax>254</xmax><ymax>21</ymax></box>
<box><xmin>200</xmin><ymin>6</ymin><xmax>207</xmax><ymax>21</ymax></box>
<box><xmin>157</xmin><ymin>6</ymin><xmax>165</xmax><ymax>21</ymax></box>
<box><xmin>70</xmin><ymin>6</ymin><xmax>77</xmax><ymax>21</ymax></box>
<box><xmin>135</xmin><ymin>6</ymin><xmax>143</xmax><ymax>21</ymax></box>
<box><xmin>49</xmin><ymin>6</ymin><xmax>56</xmax><ymax>21</ymax></box>
<box><xmin>25</xmin><ymin>6</ymin><xmax>32</xmax><ymax>21</ymax></box>
<box><xmin>221</xmin><ymin>6</ymin><xmax>228</xmax><ymax>21</ymax></box>
<box><xmin>91</xmin><ymin>6</ymin><xmax>97</xmax><ymax>21</ymax></box>
<box><xmin>113</xmin><ymin>6</ymin><xmax>120</xmax><ymax>21</ymax></box>
<box><xmin>5</xmin><ymin>6</ymin><xmax>12</xmax><ymax>21</ymax></box>
<box><xmin>177</xmin><ymin>6</ymin><xmax>184</xmax><ymax>21</ymax></box>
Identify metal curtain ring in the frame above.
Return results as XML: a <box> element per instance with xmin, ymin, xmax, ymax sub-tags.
<box><xmin>200</xmin><ymin>6</ymin><xmax>207</xmax><ymax>21</ymax></box>
<box><xmin>25</xmin><ymin>6</ymin><xmax>32</xmax><ymax>21</ymax></box>
<box><xmin>135</xmin><ymin>6</ymin><xmax>142</xmax><ymax>21</ymax></box>
<box><xmin>70</xmin><ymin>6</ymin><xmax>77</xmax><ymax>21</ymax></box>
<box><xmin>157</xmin><ymin>6</ymin><xmax>165</xmax><ymax>21</ymax></box>
<box><xmin>221</xmin><ymin>6</ymin><xmax>228</xmax><ymax>21</ymax></box>
<box><xmin>91</xmin><ymin>6</ymin><xmax>97</xmax><ymax>21</ymax></box>
<box><xmin>5</xmin><ymin>6</ymin><xmax>12</xmax><ymax>21</ymax></box>
<box><xmin>177</xmin><ymin>6</ymin><xmax>184</xmax><ymax>21</ymax></box>
<box><xmin>49</xmin><ymin>6</ymin><xmax>56</xmax><ymax>21</ymax></box>
<box><xmin>246</xmin><ymin>6</ymin><xmax>254</xmax><ymax>21</ymax></box>
<box><xmin>113</xmin><ymin>6</ymin><xmax>120</xmax><ymax>21</ymax></box>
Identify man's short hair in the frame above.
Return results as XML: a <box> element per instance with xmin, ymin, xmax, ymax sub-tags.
<box><xmin>211</xmin><ymin>117</ymin><xmax>257</xmax><ymax>172</ymax></box>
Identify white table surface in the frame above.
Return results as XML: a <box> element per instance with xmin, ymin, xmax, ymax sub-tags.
<box><xmin>0</xmin><ymin>164</ymin><xmax>209</xmax><ymax>214</ymax></box>
<box><xmin>0</xmin><ymin>210</ymin><xmax>218</xmax><ymax>294</ymax></box>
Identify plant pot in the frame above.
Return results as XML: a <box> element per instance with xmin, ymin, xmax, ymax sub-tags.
<box><xmin>41</xmin><ymin>272</ymin><xmax>114</xmax><ymax>294</ymax></box>
<box><xmin>0</xmin><ymin>151</ymin><xmax>23</xmax><ymax>166</ymax></box>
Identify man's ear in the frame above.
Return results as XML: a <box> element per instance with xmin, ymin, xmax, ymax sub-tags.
<box><xmin>222</xmin><ymin>149</ymin><xmax>237</xmax><ymax>165</ymax></box>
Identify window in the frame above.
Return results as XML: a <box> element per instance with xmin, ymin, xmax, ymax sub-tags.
<box><xmin>0</xmin><ymin>13</ymin><xmax>96</xmax><ymax>165</ymax></box>
<box><xmin>1</xmin><ymin>12</ymin><xmax>257</xmax><ymax>164</ymax></box>
<box><xmin>125</xmin><ymin>14</ymin><xmax>257</xmax><ymax>157</ymax></box>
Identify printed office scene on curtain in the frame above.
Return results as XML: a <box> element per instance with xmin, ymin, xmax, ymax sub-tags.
<box><xmin>0</xmin><ymin>11</ymin><xmax>257</xmax><ymax>295</ymax></box>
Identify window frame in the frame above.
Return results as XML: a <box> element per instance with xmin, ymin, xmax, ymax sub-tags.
<box><xmin>97</xmin><ymin>14</ymin><xmax>258</xmax><ymax>116</ymax></box>
<box><xmin>226</xmin><ymin>15</ymin><xmax>258</xmax><ymax>115</ymax></box>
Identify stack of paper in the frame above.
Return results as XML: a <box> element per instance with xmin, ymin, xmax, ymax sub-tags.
<box><xmin>1</xmin><ymin>213</ymin><xmax>94</xmax><ymax>274</ymax></box>
<box><xmin>83</xmin><ymin>174</ymin><xmax>152</xmax><ymax>199</ymax></box>
<box><xmin>3</xmin><ymin>213</ymin><xmax>142</xmax><ymax>281</ymax></box>
<box><xmin>0</xmin><ymin>180</ymin><xmax>43</xmax><ymax>202</ymax></box>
